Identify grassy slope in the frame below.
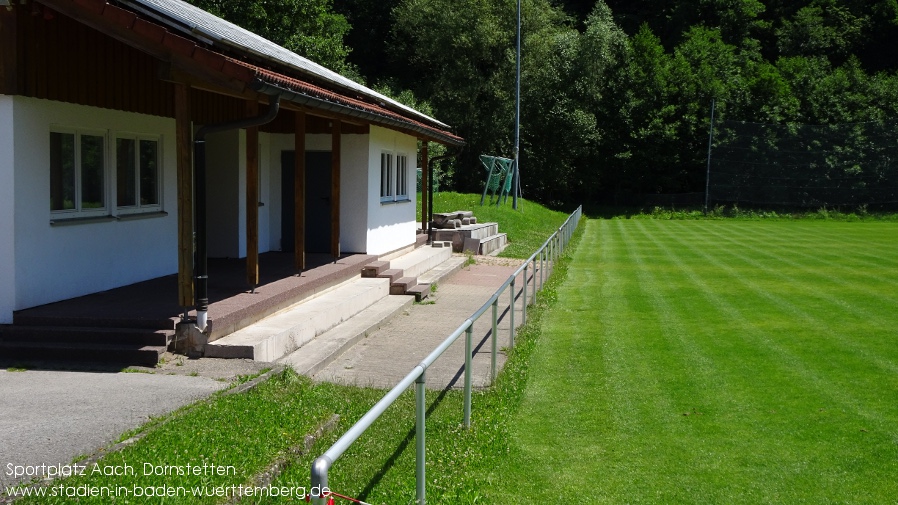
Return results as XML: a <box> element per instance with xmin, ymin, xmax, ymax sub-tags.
<box><xmin>487</xmin><ymin>220</ymin><xmax>898</xmax><ymax>503</ymax></box>
<box><xmin>427</xmin><ymin>192</ymin><xmax>571</xmax><ymax>258</ymax></box>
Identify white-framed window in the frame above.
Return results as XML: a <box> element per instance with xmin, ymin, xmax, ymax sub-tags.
<box><xmin>395</xmin><ymin>154</ymin><xmax>408</xmax><ymax>200</ymax></box>
<box><xmin>50</xmin><ymin>127</ymin><xmax>165</xmax><ymax>222</ymax></box>
<box><xmin>380</xmin><ymin>151</ymin><xmax>410</xmax><ymax>203</ymax></box>
<box><xmin>49</xmin><ymin>128</ymin><xmax>108</xmax><ymax>217</ymax></box>
<box><xmin>380</xmin><ymin>151</ymin><xmax>394</xmax><ymax>202</ymax></box>
<box><xmin>115</xmin><ymin>134</ymin><xmax>162</xmax><ymax>213</ymax></box>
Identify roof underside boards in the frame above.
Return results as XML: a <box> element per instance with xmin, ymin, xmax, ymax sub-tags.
<box><xmin>34</xmin><ymin>0</ymin><xmax>463</xmax><ymax>145</ymax></box>
<box><xmin>120</xmin><ymin>0</ymin><xmax>450</xmax><ymax>129</ymax></box>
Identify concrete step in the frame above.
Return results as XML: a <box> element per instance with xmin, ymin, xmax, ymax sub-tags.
<box><xmin>0</xmin><ymin>326</ymin><xmax>172</xmax><ymax>347</ymax></box>
<box><xmin>377</xmin><ymin>269</ymin><xmax>403</xmax><ymax>283</ymax></box>
<box><xmin>278</xmin><ymin>295</ymin><xmax>413</xmax><ymax>376</ymax></box>
<box><xmin>432</xmin><ymin>222</ymin><xmax>500</xmax><ymax>252</ymax></box>
<box><xmin>389</xmin><ymin>244</ymin><xmax>452</xmax><ymax>279</ymax></box>
<box><xmin>479</xmin><ymin>233</ymin><xmax>509</xmax><ymax>255</ymax></box>
<box><xmin>405</xmin><ymin>284</ymin><xmax>430</xmax><ymax>301</ymax></box>
<box><xmin>0</xmin><ymin>341</ymin><xmax>165</xmax><ymax>367</ymax></box>
<box><xmin>204</xmin><ymin>278</ymin><xmax>390</xmax><ymax>361</ymax></box>
<box><xmin>418</xmin><ymin>256</ymin><xmax>466</xmax><ymax>285</ymax></box>
<box><xmin>12</xmin><ymin>313</ymin><xmax>175</xmax><ymax>331</ymax></box>
<box><xmin>390</xmin><ymin>277</ymin><xmax>417</xmax><ymax>295</ymax></box>
<box><xmin>361</xmin><ymin>261</ymin><xmax>390</xmax><ymax>278</ymax></box>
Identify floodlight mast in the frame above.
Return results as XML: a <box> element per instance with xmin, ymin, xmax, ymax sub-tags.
<box><xmin>512</xmin><ymin>0</ymin><xmax>522</xmax><ymax>210</ymax></box>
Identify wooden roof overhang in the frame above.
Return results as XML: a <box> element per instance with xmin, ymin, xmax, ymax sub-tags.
<box><xmin>36</xmin><ymin>0</ymin><xmax>465</xmax><ymax>146</ymax></box>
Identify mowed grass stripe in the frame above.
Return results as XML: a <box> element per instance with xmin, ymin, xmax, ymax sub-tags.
<box><xmin>689</xmin><ymin>222</ymin><xmax>898</xmax><ymax>320</ymax></box>
<box><xmin>682</xmin><ymin>220</ymin><xmax>898</xmax><ymax>284</ymax></box>
<box><xmin>490</xmin><ymin>219</ymin><xmax>898</xmax><ymax>504</ymax></box>
<box><xmin>652</xmin><ymin>221</ymin><xmax>898</xmax><ymax>376</ymax></box>
<box><xmin>731</xmin><ymin>221</ymin><xmax>898</xmax><ymax>272</ymax></box>
<box><xmin>632</xmin><ymin>221</ymin><xmax>898</xmax><ymax>495</ymax></box>
<box><xmin>638</xmin><ymin>220</ymin><xmax>898</xmax><ymax>419</ymax></box>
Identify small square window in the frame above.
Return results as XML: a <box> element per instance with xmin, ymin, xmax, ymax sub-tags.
<box><xmin>116</xmin><ymin>136</ymin><xmax>161</xmax><ymax>211</ymax></box>
<box><xmin>49</xmin><ymin>129</ymin><xmax>107</xmax><ymax>215</ymax></box>
<box><xmin>380</xmin><ymin>152</ymin><xmax>394</xmax><ymax>202</ymax></box>
<box><xmin>396</xmin><ymin>154</ymin><xmax>408</xmax><ymax>200</ymax></box>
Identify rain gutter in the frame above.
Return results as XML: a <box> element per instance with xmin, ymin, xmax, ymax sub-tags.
<box><xmin>192</xmin><ymin>94</ymin><xmax>281</xmax><ymax>331</ymax></box>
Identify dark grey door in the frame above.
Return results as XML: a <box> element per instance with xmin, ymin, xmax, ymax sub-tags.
<box><xmin>281</xmin><ymin>151</ymin><xmax>331</xmax><ymax>253</ymax></box>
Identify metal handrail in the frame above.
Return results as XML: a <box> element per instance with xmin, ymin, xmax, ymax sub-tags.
<box><xmin>310</xmin><ymin>206</ymin><xmax>582</xmax><ymax>504</ymax></box>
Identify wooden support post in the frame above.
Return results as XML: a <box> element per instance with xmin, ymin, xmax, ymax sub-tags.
<box><xmin>330</xmin><ymin>119</ymin><xmax>341</xmax><ymax>260</ymax></box>
<box><xmin>420</xmin><ymin>141</ymin><xmax>429</xmax><ymax>232</ymax></box>
<box><xmin>174</xmin><ymin>82</ymin><xmax>194</xmax><ymax>309</ymax></box>
<box><xmin>294</xmin><ymin>110</ymin><xmax>306</xmax><ymax>271</ymax></box>
<box><xmin>245</xmin><ymin>100</ymin><xmax>259</xmax><ymax>289</ymax></box>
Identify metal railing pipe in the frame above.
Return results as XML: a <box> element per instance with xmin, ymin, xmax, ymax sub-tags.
<box><xmin>531</xmin><ymin>257</ymin><xmax>537</xmax><ymax>304</ymax></box>
<box><xmin>415</xmin><ymin>371</ymin><xmax>426</xmax><ymax>504</ymax></box>
<box><xmin>309</xmin><ymin>206</ymin><xmax>582</xmax><ymax>504</ymax></box>
<box><xmin>509</xmin><ymin>278</ymin><xmax>516</xmax><ymax>347</ymax></box>
<box><xmin>491</xmin><ymin>300</ymin><xmax>498</xmax><ymax>384</ymax></box>
<box><xmin>522</xmin><ymin>264</ymin><xmax>528</xmax><ymax>323</ymax></box>
<box><xmin>464</xmin><ymin>325</ymin><xmax>473</xmax><ymax>428</ymax></box>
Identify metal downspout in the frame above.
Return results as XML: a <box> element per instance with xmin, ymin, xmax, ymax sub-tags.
<box><xmin>426</xmin><ymin>152</ymin><xmax>459</xmax><ymax>243</ymax></box>
<box><xmin>193</xmin><ymin>95</ymin><xmax>281</xmax><ymax>332</ymax></box>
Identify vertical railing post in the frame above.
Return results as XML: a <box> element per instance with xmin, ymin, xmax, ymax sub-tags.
<box><xmin>491</xmin><ymin>299</ymin><xmax>498</xmax><ymax>385</ymax></box>
<box><xmin>464</xmin><ymin>325</ymin><xmax>473</xmax><ymax>429</ymax></box>
<box><xmin>531</xmin><ymin>258</ymin><xmax>537</xmax><ymax>302</ymax></box>
<box><xmin>509</xmin><ymin>278</ymin><xmax>516</xmax><ymax>347</ymax></box>
<box><xmin>522</xmin><ymin>264</ymin><xmax>528</xmax><ymax>324</ymax></box>
<box><xmin>416</xmin><ymin>371</ymin><xmax>426</xmax><ymax>504</ymax></box>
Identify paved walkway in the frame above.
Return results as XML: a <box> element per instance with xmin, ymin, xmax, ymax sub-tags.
<box><xmin>0</xmin><ymin>370</ymin><xmax>230</xmax><ymax>488</ymax></box>
<box><xmin>315</xmin><ymin>257</ymin><xmax>539</xmax><ymax>390</ymax></box>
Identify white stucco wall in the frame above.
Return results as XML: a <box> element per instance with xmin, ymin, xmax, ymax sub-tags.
<box><xmin>0</xmin><ymin>95</ymin><xmax>16</xmax><ymax>323</ymax></box>
<box><xmin>205</xmin><ymin>129</ymin><xmax>240</xmax><ymax>258</ymax></box>
<box><xmin>366</xmin><ymin>126</ymin><xmax>417</xmax><ymax>255</ymax></box>
<box><xmin>197</xmin><ymin>129</ymin><xmax>274</xmax><ymax>259</ymax></box>
<box><xmin>266</xmin><ymin>132</ymin><xmax>370</xmax><ymax>254</ymax></box>
<box><xmin>340</xmin><ymin>134</ymin><xmax>369</xmax><ymax>254</ymax></box>
<box><xmin>258</xmin><ymin>132</ymin><xmax>271</xmax><ymax>254</ymax></box>
<box><xmin>11</xmin><ymin>97</ymin><xmax>178</xmax><ymax>313</ymax></box>
<box><xmin>268</xmin><ymin>133</ymin><xmax>292</xmax><ymax>252</ymax></box>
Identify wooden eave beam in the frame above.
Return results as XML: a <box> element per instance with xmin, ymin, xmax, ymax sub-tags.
<box><xmin>245</xmin><ymin>100</ymin><xmax>260</xmax><ymax>289</ymax></box>
<box><xmin>331</xmin><ymin>119</ymin><xmax>341</xmax><ymax>259</ymax></box>
<box><xmin>0</xmin><ymin>8</ymin><xmax>19</xmax><ymax>95</ymax></box>
<box><xmin>294</xmin><ymin>110</ymin><xmax>306</xmax><ymax>271</ymax></box>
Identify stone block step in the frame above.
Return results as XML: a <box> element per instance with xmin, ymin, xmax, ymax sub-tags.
<box><xmin>278</xmin><ymin>295</ymin><xmax>413</xmax><ymax>376</ymax></box>
<box><xmin>361</xmin><ymin>261</ymin><xmax>390</xmax><ymax>278</ymax></box>
<box><xmin>479</xmin><ymin>233</ymin><xmax>509</xmax><ymax>256</ymax></box>
<box><xmin>377</xmin><ymin>269</ymin><xmax>403</xmax><ymax>283</ymax></box>
<box><xmin>405</xmin><ymin>284</ymin><xmax>430</xmax><ymax>302</ymax></box>
<box><xmin>12</xmin><ymin>313</ymin><xmax>175</xmax><ymax>331</ymax></box>
<box><xmin>0</xmin><ymin>341</ymin><xmax>165</xmax><ymax>367</ymax></box>
<box><xmin>390</xmin><ymin>277</ymin><xmax>417</xmax><ymax>295</ymax></box>
<box><xmin>0</xmin><ymin>326</ymin><xmax>172</xmax><ymax>347</ymax></box>
<box><xmin>431</xmin><ymin>223</ymin><xmax>500</xmax><ymax>251</ymax></box>
<box><xmin>204</xmin><ymin>278</ymin><xmax>389</xmax><ymax>361</ymax></box>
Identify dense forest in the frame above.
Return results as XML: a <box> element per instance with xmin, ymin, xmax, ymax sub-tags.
<box><xmin>187</xmin><ymin>0</ymin><xmax>898</xmax><ymax>208</ymax></box>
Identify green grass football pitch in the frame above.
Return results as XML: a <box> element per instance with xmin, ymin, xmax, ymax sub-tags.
<box><xmin>488</xmin><ymin>219</ymin><xmax>898</xmax><ymax>503</ymax></box>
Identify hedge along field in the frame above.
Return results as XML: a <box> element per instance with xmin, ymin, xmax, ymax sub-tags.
<box><xmin>487</xmin><ymin>219</ymin><xmax>898</xmax><ymax>503</ymax></box>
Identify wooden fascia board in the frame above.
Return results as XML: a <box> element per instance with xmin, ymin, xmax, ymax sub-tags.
<box><xmin>0</xmin><ymin>8</ymin><xmax>18</xmax><ymax>95</ymax></box>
